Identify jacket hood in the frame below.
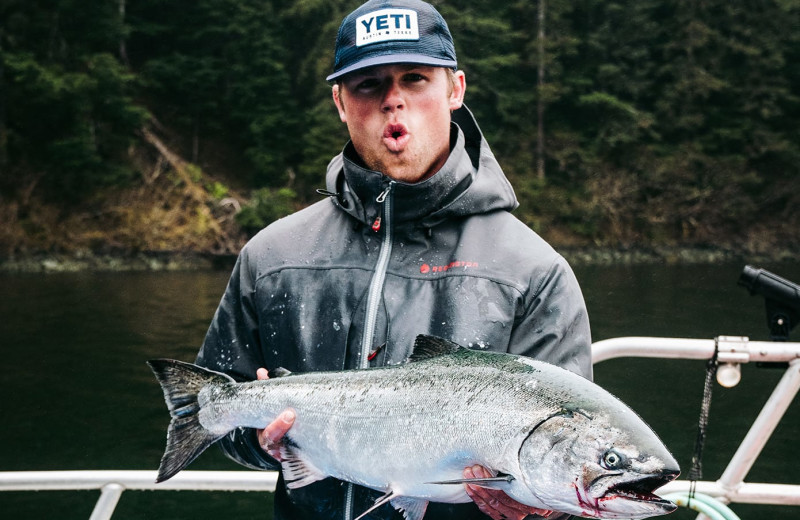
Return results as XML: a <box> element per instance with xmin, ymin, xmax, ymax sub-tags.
<box><xmin>324</xmin><ymin>105</ymin><xmax>518</xmax><ymax>228</ymax></box>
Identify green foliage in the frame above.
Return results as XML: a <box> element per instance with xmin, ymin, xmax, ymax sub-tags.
<box><xmin>2</xmin><ymin>0</ymin><xmax>799</xmax><ymax>249</ymax></box>
<box><xmin>206</xmin><ymin>181</ymin><xmax>229</xmax><ymax>200</ymax></box>
<box><xmin>235</xmin><ymin>187</ymin><xmax>298</xmax><ymax>235</ymax></box>
<box><xmin>3</xmin><ymin>49</ymin><xmax>145</xmax><ymax>200</ymax></box>
<box><xmin>2</xmin><ymin>1</ymin><xmax>145</xmax><ymax>202</ymax></box>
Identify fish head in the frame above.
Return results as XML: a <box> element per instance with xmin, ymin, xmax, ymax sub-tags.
<box><xmin>515</xmin><ymin>406</ymin><xmax>679</xmax><ymax>519</ymax></box>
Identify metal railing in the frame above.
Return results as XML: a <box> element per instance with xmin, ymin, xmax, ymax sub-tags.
<box><xmin>0</xmin><ymin>470</ymin><xmax>278</xmax><ymax>520</ymax></box>
<box><xmin>593</xmin><ymin>336</ymin><xmax>800</xmax><ymax>508</ymax></box>
<box><xmin>2</xmin><ymin>336</ymin><xmax>799</xmax><ymax>519</ymax></box>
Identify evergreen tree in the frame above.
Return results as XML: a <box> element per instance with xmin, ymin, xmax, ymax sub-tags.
<box><xmin>2</xmin><ymin>0</ymin><xmax>145</xmax><ymax>202</ymax></box>
<box><xmin>2</xmin><ymin>0</ymin><xmax>798</xmax><ymax>249</ymax></box>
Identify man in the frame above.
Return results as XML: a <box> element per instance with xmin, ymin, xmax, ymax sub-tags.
<box><xmin>196</xmin><ymin>0</ymin><xmax>592</xmax><ymax>518</ymax></box>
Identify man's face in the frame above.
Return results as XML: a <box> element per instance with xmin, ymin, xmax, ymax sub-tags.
<box><xmin>332</xmin><ymin>65</ymin><xmax>465</xmax><ymax>183</ymax></box>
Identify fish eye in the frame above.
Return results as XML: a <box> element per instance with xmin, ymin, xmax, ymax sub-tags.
<box><xmin>601</xmin><ymin>449</ymin><xmax>625</xmax><ymax>469</ymax></box>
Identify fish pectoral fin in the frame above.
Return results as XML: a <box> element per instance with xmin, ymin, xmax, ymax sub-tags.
<box><xmin>426</xmin><ymin>474</ymin><xmax>515</xmax><ymax>490</ymax></box>
<box><xmin>279</xmin><ymin>444</ymin><xmax>326</xmax><ymax>489</ymax></box>
<box><xmin>354</xmin><ymin>491</ymin><xmax>396</xmax><ymax>520</ymax></box>
<box><xmin>354</xmin><ymin>492</ymin><xmax>429</xmax><ymax>520</ymax></box>
<box><xmin>390</xmin><ymin>496</ymin><xmax>429</xmax><ymax>520</ymax></box>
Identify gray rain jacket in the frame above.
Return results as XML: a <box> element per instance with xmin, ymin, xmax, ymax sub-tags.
<box><xmin>196</xmin><ymin>106</ymin><xmax>591</xmax><ymax>520</ymax></box>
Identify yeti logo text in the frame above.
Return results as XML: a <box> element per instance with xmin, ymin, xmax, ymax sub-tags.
<box><xmin>356</xmin><ymin>9</ymin><xmax>419</xmax><ymax>47</ymax></box>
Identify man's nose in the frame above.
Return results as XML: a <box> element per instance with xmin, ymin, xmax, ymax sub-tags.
<box><xmin>381</xmin><ymin>81</ymin><xmax>404</xmax><ymax>112</ymax></box>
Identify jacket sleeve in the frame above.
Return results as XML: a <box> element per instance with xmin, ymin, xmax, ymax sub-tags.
<box><xmin>507</xmin><ymin>255</ymin><xmax>593</xmax><ymax>381</ymax></box>
<box><xmin>195</xmin><ymin>245</ymin><xmax>280</xmax><ymax>471</ymax></box>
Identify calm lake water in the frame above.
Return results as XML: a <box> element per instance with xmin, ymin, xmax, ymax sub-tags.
<box><xmin>1</xmin><ymin>261</ymin><xmax>799</xmax><ymax>519</ymax></box>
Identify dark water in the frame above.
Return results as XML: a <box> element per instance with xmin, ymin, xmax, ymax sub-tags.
<box><xmin>1</xmin><ymin>262</ymin><xmax>799</xmax><ymax>519</ymax></box>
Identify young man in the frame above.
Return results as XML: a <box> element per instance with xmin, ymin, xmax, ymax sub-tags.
<box><xmin>196</xmin><ymin>1</ymin><xmax>591</xmax><ymax>518</ymax></box>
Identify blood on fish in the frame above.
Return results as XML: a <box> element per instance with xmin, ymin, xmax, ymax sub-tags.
<box><xmin>573</xmin><ymin>480</ymin><xmax>601</xmax><ymax>518</ymax></box>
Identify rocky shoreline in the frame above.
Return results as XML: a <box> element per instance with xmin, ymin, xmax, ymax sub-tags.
<box><xmin>1</xmin><ymin>246</ymin><xmax>796</xmax><ymax>273</ymax></box>
<box><xmin>560</xmin><ymin>246</ymin><xmax>798</xmax><ymax>266</ymax></box>
<box><xmin>0</xmin><ymin>251</ymin><xmax>237</xmax><ymax>273</ymax></box>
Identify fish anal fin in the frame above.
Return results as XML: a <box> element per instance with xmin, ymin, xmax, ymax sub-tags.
<box><xmin>391</xmin><ymin>496</ymin><xmax>429</xmax><ymax>520</ymax></box>
<box><xmin>409</xmin><ymin>335</ymin><xmax>463</xmax><ymax>362</ymax></box>
<box><xmin>279</xmin><ymin>444</ymin><xmax>326</xmax><ymax>489</ymax></box>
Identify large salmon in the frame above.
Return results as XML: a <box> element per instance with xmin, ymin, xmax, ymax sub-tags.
<box><xmin>149</xmin><ymin>335</ymin><xmax>679</xmax><ymax>519</ymax></box>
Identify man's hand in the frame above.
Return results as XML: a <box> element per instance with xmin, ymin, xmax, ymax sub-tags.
<box><xmin>464</xmin><ymin>465</ymin><xmax>553</xmax><ymax>520</ymax></box>
<box><xmin>255</xmin><ymin>368</ymin><xmax>295</xmax><ymax>460</ymax></box>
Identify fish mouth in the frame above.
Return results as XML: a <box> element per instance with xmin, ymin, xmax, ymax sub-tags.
<box><xmin>600</xmin><ymin>471</ymin><xmax>679</xmax><ymax>513</ymax></box>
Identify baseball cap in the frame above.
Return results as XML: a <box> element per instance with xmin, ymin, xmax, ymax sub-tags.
<box><xmin>326</xmin><ymin>0</ymin><xmax>458</xmax><ymax>82</ymax></box>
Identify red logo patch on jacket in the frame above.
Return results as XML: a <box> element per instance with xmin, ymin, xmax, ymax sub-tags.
<box><xmin>420</xmin><ymin>261</ymin><xmax>479</xmax><ymax>274</ymax></box>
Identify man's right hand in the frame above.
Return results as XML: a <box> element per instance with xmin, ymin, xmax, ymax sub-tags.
<box><xmin>255</xmin><ymin>368</ymin><xmax>296</xmax><ymax>460</ymax></box>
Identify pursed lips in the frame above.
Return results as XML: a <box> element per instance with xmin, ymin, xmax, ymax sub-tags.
<box><xmin>383</xmin><ymin>122</ymin><xmax>410</xmax><ymax>152</ymax></box>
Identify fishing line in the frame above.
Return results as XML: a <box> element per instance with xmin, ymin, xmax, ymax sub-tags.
<box><xmin>688</xmin><ymin>338</ymin><xmax>720</xmax><ymax>505</ymax></box>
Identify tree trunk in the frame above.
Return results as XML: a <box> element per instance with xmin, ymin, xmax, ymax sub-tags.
<box><xmin>536</xmin><ymin>0</ymin><xmax>546</xmax><ymax>180</ymax></box>
<box><xmin>192</xmin><ymin>120</ymin><xmax>199</xmax><ymax>164</ymax></box>
<box><xmin>0</xmin><ymin>36</ymin><xmax>6</xmax><ymax>168</ymax></box>
<box><xmin>119</xmin><ymin>0</ymin><xmax>130</xmax><ymax>66</ymax></box>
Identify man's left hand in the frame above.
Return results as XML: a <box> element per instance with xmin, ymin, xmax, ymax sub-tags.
<box><xmin>464</xmin><ymin>465</ymin><xmax>553</xmax><ymax>520</ymax></box>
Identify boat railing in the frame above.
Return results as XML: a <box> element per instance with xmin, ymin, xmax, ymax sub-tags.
<box><xmin>594</xmin><ymin>335</ymin><xmax>800</xmax><ymax>511</ymax></box>
<box><xmin>2</xmin><ymin>335</ymin><xmax>799</xmax><ymax>519</ymax></box>
<box><xmin>0</xmin><ymin>470</ymin><xmax>278</xmax><ymax>520</ymax></box>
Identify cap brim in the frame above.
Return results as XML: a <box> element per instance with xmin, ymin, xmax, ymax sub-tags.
<box><xmin>326</xmin><ymin>53</ymin><xmax>457</xmax><ymax>81</ymax></box>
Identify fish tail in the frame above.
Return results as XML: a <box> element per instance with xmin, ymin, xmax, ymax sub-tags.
<box><xmin>147</xmin><ymin>359</ymin><xmax>234</xmax><ymax>483</ymax></box>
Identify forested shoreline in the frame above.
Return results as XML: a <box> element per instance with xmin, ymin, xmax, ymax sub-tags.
<box><xmin>2</xmin><ymin>0</ymin><xmax>798</xmax><ymax>262</ymax></box>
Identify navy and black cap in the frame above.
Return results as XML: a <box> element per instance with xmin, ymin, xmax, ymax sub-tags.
<box><xmin>327</xmin><ymin>0</ymin><xmax>457</xmax><ymax>82</ymax></box>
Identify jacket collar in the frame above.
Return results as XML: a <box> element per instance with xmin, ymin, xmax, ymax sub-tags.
<box><xmin>325</xmin><ymin>105</ymin><xmax>517</xmax><ymax>228</ymax></box>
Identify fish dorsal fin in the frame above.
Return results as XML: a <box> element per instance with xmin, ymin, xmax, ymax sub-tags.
<box><xmin>271</xmin><ymin>367</ymin><xmax>293</xmax><ymax>377</ymax></box>
<box><xmin>409</xmin><ymin>335</ymin><xmax>463</xmax><ymax>362</ymax></box>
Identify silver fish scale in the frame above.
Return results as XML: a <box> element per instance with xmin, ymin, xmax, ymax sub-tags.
<box><xmin>153</xmin><ymin>343</ymin><xmax>680</xmax><ymax>519</ymax></box>
<box><xmin>202</xmin><ymin>354</ymin><xmax>569</xmax><ymax>497</ymax></box>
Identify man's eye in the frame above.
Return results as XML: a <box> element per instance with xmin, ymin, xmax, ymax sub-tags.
<box><xmin>356</xmin><ymin>79</ymin><xmax>380</xmax><ymax>90</ymax></box>
<box><xmin>404</xmin><ymin>73</ymin><xmax>425</xmax><ymax>82</ymax></box>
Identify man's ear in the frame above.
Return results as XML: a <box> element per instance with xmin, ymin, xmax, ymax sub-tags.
<box><xmin>449</xmin><ymin>70</ymin><xmax>466</xmax><ymax>111</ymax></box>
<box><xmin>332</xmin><ymin>84</ymin><xmax>347</xmax><ymax>123</ymax></box>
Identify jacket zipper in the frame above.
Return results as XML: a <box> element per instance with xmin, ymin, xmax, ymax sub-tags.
<box><xmin>361</xmin><ymin>181</ymin><xmax>394</xmax><ymax>365</ymax></box>
<box><xmin>345</xmin><ymin>181</ymin><xmax>395</xmax><ymax>520</ymax></box>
